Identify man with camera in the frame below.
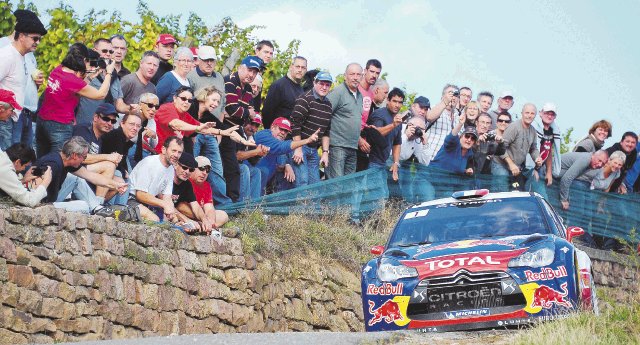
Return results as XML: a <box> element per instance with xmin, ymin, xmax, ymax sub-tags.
<box><xmin>399</xmin><ymin>115</ymin><xmax>433</xmax><ymax>202</ymax></box>
<box><xmin>423</xmin><ymin>84</ymin><xmax>460</xmax><ymax>164</ymax></box>
<box><xmin>0</xmin><ymin>137</ymin><xmax>51</xmax><ymax>207</ymax></box>
<box><xmin>367</xmin><ymin>87</ymin><xmax>405</xmax><ymax>181</ymax></box>
<box><xmin>470</xmin><ymin>113</ymin><xmax>505</xmax><ymax>175</ymax></box>
<box><xmin>75</xmin><ymin>38</ymin><xmax>139</xmax><ymax>125</ymax></box>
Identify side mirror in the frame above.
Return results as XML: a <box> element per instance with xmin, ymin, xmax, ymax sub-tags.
<box><xmin>370</xmin><ymin>245</ymin><xmax>384</xmax><ymax>256</ymax></box>
<box><xmin>566</xmin><ymin>226</ymin><xmax>585</xmax><ymax>243</ymax></box>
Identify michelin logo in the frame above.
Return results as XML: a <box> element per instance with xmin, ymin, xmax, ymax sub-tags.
<box><xmin>444</xmin><ymin>308</ymin><xmax>490</xmax><ymax>319</ymax></box>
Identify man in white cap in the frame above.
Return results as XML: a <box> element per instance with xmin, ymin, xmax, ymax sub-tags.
<box><xmin>187</xmin><ymin>155</ymin><xmax>229</xmax><ymax>233</ymax></box>
<box><xmin>527</xmin><ymin>103</ymin><xmax>562</xmax><ymax>187</ymax></box>
<box><xmin>187</xmin><ymin>45</ymin><xmax>226</xmax><ymax>119</ymax></box>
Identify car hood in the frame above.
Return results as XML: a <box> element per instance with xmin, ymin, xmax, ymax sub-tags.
<box><xmin>388</xmin><ymin>234</ymin><xmax>554</xmax><ymax>279</ymax></box>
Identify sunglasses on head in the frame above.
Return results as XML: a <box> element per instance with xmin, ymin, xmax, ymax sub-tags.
<box><xmin>177</xmin><ymin>96</ymin><xmax>194</xmax><ymax>103</ymax></box>
<box><xmin>198</xmin><ymin>166</ymin><xmax>211</xmax><ymax>173</ymax></box>
<box><xmin>100</xmin><ymin>49</ymin><xmax>115</xmax><ymax>54</ymax></box>
<box><xmin>497</xmin><ymin>118</ymin><xmax>511</xmax><ymax>123</ymax></box>
<box><xmin>99</xmin><ymin>116</ymin><xmax>117</xmax><ymax>124</ymax></box>
<box><xmin>179</xmin><ymin>164</ymin><xmax>195</xmax><ymax>172</ymax></box>
<box><xmin>142</xmin><ymin>102</ymin><xmax>160</xmax><ymax>109</ymax></box>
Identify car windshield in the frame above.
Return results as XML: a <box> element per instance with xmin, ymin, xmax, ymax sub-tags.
<box><xmin>388</xmin><ymin>197</ymin><xmax>550</xmax><ymax>248</ymax></box>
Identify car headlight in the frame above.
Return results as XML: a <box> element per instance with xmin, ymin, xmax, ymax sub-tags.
<box><xmin>377</xmin><ymin>260</ymin><xmax>418</xmax><ymax>282</ymax></box>
<box><xmin>508</xmin><ymin>246</ymin><xmax>555</xmax><ymax>268</ymax></box>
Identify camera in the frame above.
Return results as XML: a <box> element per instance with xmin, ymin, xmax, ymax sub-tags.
<box><xmin>485</xmin><ymin>133</ymin><xmax>496</xmax><ymax>141</ymax></box>
<box><xmin>414</xmin><ymin>127</ymin><xmax>423</xmax><ymax>138</ymax></box>
<box><xmin>89</xmin><ymin>58</ymin><xmax>110</xmax><ymax>70</ymax></box>
<box><xmin>452</xmin><ymin>89</ymin><xmax>460</xmax><ymax>97</ymax></box>
<box><xmin>401</xmin><ymin>112</ymin><xmax>411</xmax><ymax>122</ymax></box>
<box><xmin>31</xmin><ymin>166</ymin><xmax>45</xmax><ymax>177</ymax></box>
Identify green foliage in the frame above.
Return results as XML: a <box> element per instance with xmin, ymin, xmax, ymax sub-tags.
<box><xmin>561</xmin><ymin>127</ymin><xmax>575</xmax><ymax>154</ymax></box>
<box><xmin>0</xmin><ymin>1</ymin><xmax>300</xmax><ymax>92</ymax></box>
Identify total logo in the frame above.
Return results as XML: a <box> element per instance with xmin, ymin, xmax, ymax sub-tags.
<box><xmin>524</xmin><ymin>266</ymin><xmax>568</xmax><ymax>281</ymax></box>
<box><xmin>402</xmin><ymin>249</ymin><xmax>527</xmax><ymax>278</ymax></box>
<box><xmin>444</xmin><ymin>308</ymin><xmax>490</xmax><ymax>319</ymax></box>
<box><xmin>367</xmin><ymin>283</ymin><xmax>404</xmax><ymax>296</ymax></box>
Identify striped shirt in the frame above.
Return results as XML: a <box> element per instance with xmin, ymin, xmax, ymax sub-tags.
<box><xmin>290</xmin><ymin>89</ymin><xmax>332</xmax><ymax>147</ymax></box>
<box><xmin>224</xmin><ymin>72</ymin><xmax>253</xmax><ymax>126</ymax></box>
<box><xmin>424</xmin><ymin>109</ymin><xmax>457</xmax><ymax>164</ymax></box>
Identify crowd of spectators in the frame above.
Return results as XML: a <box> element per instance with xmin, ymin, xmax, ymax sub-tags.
<box><xmin>1</xmin><ymin>10</ymin><xmax>639</xmax><ymax>247</ymax></box>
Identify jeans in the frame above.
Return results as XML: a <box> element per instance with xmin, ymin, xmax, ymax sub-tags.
<box><xmin>53</xmin><ymin>173</ymin><xmax>103</xmax><ymax>213</ymax></box>
<box><xmin>127</xmin><ymin>143</ymin><xmax>153</xmax><ymax>169</ymax></box>
<box><xmin>36</xmin><ymin>118</ymin><xmax>73</xmax><ymax>157</ymax></box>
<box><xmin>11</xmin><ymin>109</ymin><xmax>35</xmax><ymax>148</ymax></box>
<box><xmin>274</xmin><ymin>154</ymin><xmax>294</xmax><ymax>192</ymax></box>
<box><xmin>288</xmin><ymin>145</ymin><xmax>321</xmax><ymax>187</ymax></box>
<box><xmin>193</xmin><ymin>134</ymin><xmax>231</xmax><ymax>205</ymax></box>
<box><xmin>398</xmin><ymin>162</ymin><xmax>435</xmax><ymax>203</ymax></box>
<box><xmin>326</xmin><ymin>146</ymin><xmax>357</xmax><ymax>179</ymax></box>
<box><xmin>0</xmin><ymin>118</ymin><xmax>14</xmax><ymax>150</ymax></box>
<box><xmin>239</xmin><ymin>162</ymin><xmax>262</xmax><ymax>201</ymax></box>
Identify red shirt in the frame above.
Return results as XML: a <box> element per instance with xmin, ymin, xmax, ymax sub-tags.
<box><xmin>39</xmin><ymin>65</ymin><xmax>87</xmax><ymax>124</ymax></box>
<box><xmin>190</xmin><ymin>179</ymin><xmax>213</xmax><ymax>207</ymax></box>
<box><xmin>154</xmin><ymin>102</ymin><xmax>200</xmax><ymax>153</ymax></box>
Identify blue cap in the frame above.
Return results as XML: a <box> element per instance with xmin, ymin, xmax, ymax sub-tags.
<box><xmin>414</xmin><ymin>96</ymin><xmax>430</xmax><ymax>109</ymax></box>
<box><xmin>241</xmin><ymin>55</ymin><xmax>264</xmax><ymax>70</ymax></box>
<box><xmin>95</xmin><ymin>103</ymin><xmax>118</xmax><ymax>116</ymax></box>
<box><xmin>314</xmin><ymin>71</ymin><xmax>333</xmax><ymax>83</ymax></box>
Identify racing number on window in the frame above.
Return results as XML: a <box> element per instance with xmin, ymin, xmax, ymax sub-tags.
<box><xmin>404</xmin><ymin>209</ymin><xmax>429</xmax><ymax>219</ymax></box>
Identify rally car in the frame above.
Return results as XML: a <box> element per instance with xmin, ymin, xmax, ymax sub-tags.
<box><xmin>362</xmin><ymin>189</ymin><xmax>598</xmax><ymax>332</ymax></box>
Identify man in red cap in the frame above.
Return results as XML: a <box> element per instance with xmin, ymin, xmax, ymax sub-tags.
<box><xmin>151</xmin><ymin>33</ymin><xmax>177</xmax><ymax>84</ymax></box>
<box><xmin>0</xmin><ymin>89</ymin><xmax>22</xmax><ymax>122</ymax></box>
<box><xmin>253</xmin><ymin>117</ymin><xmax>319</xmax><ymax>194</ymax></box>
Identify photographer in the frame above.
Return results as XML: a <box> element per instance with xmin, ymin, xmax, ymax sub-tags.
<box><xmin>75</xmin><ymin>38</ymin><xmax>139</xmax><ymax>125</ymax></box>
<box><xmin>399</xmin><ymin>116</ymin><xmax>434</xmax><ymax>202</ymax></box>
<box><xmin>0</xmin><ymin>143</ymin><xmax>51</xmax><ymax>207</ymax></box>
<box><xmin>470</xmin><ymin>113</ymin><xmax>505</xmax><ymax>175</ymax></box>
<box><xmin>423</xmin><ymin>84</ymin><xmax>460</xmax><ymax>164</ymax></box>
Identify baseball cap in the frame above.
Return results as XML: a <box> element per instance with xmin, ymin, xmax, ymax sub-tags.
<box><xmin>414</xmin><ymin>96</ymin><xmax>430</xmax><ymax>109</ymax></box>
<box><xmin>178</xmin><ymin>152</ymin><xmax>197</xmax><ymax>168</ymax></box>
<box><xmin>241</xmin><ymin>55</ymin><xmax>264</xmax><ymax>70</ymax></box>
<box><xmin>195</xmin><ymin>156</ymin><xmax>211</xmax><ymax>168</ymax></box>
<box><xmin>462</xmin><ymin>126</ymin><xmax>478</xmax><ymax>139</ymax></box>
<box><xmin>156</xmin><ymin>34</ymin><xmax>177</xmax><ymax>45</ymax></box>
<box><xmin>198</xmin><ymin>46</ymin><xmax>216</xmax><ymax>60</ymax></box>
<box><xmin>95</xmin><ymin>103</ymin><xmax>117</xmax><ymax>116</ymax></box>
<box><xmin>542</xmin><ymin>102</ymin><xmax>557</xmax><ymax>114</ymax></box>
<box><xmin>251</xmin><ymin>114</ymin><xmax>263</xmax><ymax>126</ymax></box>
<box><xmin>500</xmin><ymin>91</ymin><xmax>513</xmax><ymax>99</ymax></box>
<box><xmin>0</xmin><ymin>89</ymin><xmax>22</xmax><ymax>111</ymax></box>
<box><xmin>314</xmin><ymin>71</ymin><xmax>333</xmax><ymax>83</ymax></box>
<box><xmin>272</xmin><ymin>117</ymin><xmax>291</xmax><ymax>132</ymax></box>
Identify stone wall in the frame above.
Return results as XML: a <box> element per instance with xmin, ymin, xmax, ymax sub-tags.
<box><xmin>578</xmin><ymin>245</ymin><xmax>639</xmax><ymax>301</ymax></box>
<box><xmin>0</xmin><ymin>205</ymin><xmax>363</xmax><ymax>344</ymax></box>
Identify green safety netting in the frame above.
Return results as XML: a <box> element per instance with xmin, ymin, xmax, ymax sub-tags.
<box><xmin>218</xmin><ymin>164</ymin><xmax>640</xmax><ymax>244</ymax></box>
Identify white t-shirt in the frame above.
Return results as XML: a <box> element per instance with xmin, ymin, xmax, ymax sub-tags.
<box><xmin>0</xmin><ymin>43</ymin><xmax>26</xmax><ymax>120</ymax></box>
<box><xmin>129</xmin><ymin>155</ymin><xmax>174</xmax><ymax>197</ymax></box>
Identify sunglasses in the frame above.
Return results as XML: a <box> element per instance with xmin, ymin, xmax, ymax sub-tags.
<box><xmin>198</xmin><ymin>166</ymin><xmax>211</xmax><ymax>173</ymax></box>
<box><xmin>463</xmin><ymin>134</ymin><xmax>477</xmax><ymax>140</ymax></box>
<box><xmin>177</xmin><ymin>96</ymin><xmax>194</xmax><ymax>103</ymax></box>
<box><xmin>497</xmin><ymin>119</ymin><xmax>511</xmax><ymax>123</ymax></box>
<box><xmin>27</xmin><ymin>35</ymin><xmax>42</xmax><ymax>42</ymax></box>
<box><xmin>142</xmin><ymin>102</ymin><xmax>160</xmax><ymax>109</ymax></box>
<box><xmin>99</xmin><ymin>116</ymin><xmax>118</xmax><ymax>124</ymax></box>
<box><xmin>179</xmin><ymin>164</ymin><xmax>195</xmax><ymax>172</ymax></box>
<box><xmin>100</xmin><ymin>49</ymin><xmax>115</xmax><ymax>55</ymax></box>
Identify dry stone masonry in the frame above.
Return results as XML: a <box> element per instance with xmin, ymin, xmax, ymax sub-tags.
<box><xmin>0</xmin><ymin>205</ymin><xmax>363</xmax><ymax>344</ymax></box>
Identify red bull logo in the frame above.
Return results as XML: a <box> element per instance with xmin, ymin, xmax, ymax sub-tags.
<box><xmin>367</xmin><ymin>283</ymin><xmax>404</xmax><ymax>296</ymax></box>
<box><xmin>416</xmin><ymin>239</ymin><xmax>515</xmax><ymax>255</ymax></box>
<box><xmin>524</xmin><ymin>266</ymin><xmax>568</xmax><ymax>281</ymax></box>
<box><xmin>368</xmin><ymin>299</ymin><xmax>404</xmax><ymax>326</ymax></box>
<box><xmin>531</xmin><ymin>282</ymin><xmax>572</xmax><ymax>309</ymax></box>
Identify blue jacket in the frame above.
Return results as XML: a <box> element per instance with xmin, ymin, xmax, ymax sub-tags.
<box><xmin>254</xmin><ymin>129</ymin><xmax>293</xmax><ymax>190</ymax></box>
<box><xmin>156</xmin><ymin>72</ymin><xmax>188</xmax><ymax>104</ymax></box>
<box><xmin>430</xmin><ymin>133</ymin><xmax>474</xmax><ymax>174</ymax></box>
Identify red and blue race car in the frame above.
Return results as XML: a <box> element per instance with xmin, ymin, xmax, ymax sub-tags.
<box><xmin>362</xmin><ymin>190</ymin><xmax>598</xmax><ymax>332</ymax></box>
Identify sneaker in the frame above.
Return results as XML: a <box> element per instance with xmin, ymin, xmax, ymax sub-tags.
<box><xmin>91</xmin><ymin>205</ymin><xmax>117</xmax><ymax>218</ymax></box>
<box><xmin>211</xmin><ymin>230</ymin><xmax>223</xmax><ymax>245</ymax></box>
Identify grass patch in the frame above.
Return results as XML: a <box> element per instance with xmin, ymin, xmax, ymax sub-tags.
<box><xmin>515</xmin><ymin>283</ymin><xmax>640</xmax><ymax>344</ymax></box>
<box><xmin>231</xmin><ymin>200</ymin><xmax>405</xmax><ymax>271</ymax></box>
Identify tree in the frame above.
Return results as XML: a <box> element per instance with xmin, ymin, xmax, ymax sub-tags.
<box><xmin>560</xmin><ymin>127</ymin><xmax>575</xmax><ymax>154</ymax></box>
